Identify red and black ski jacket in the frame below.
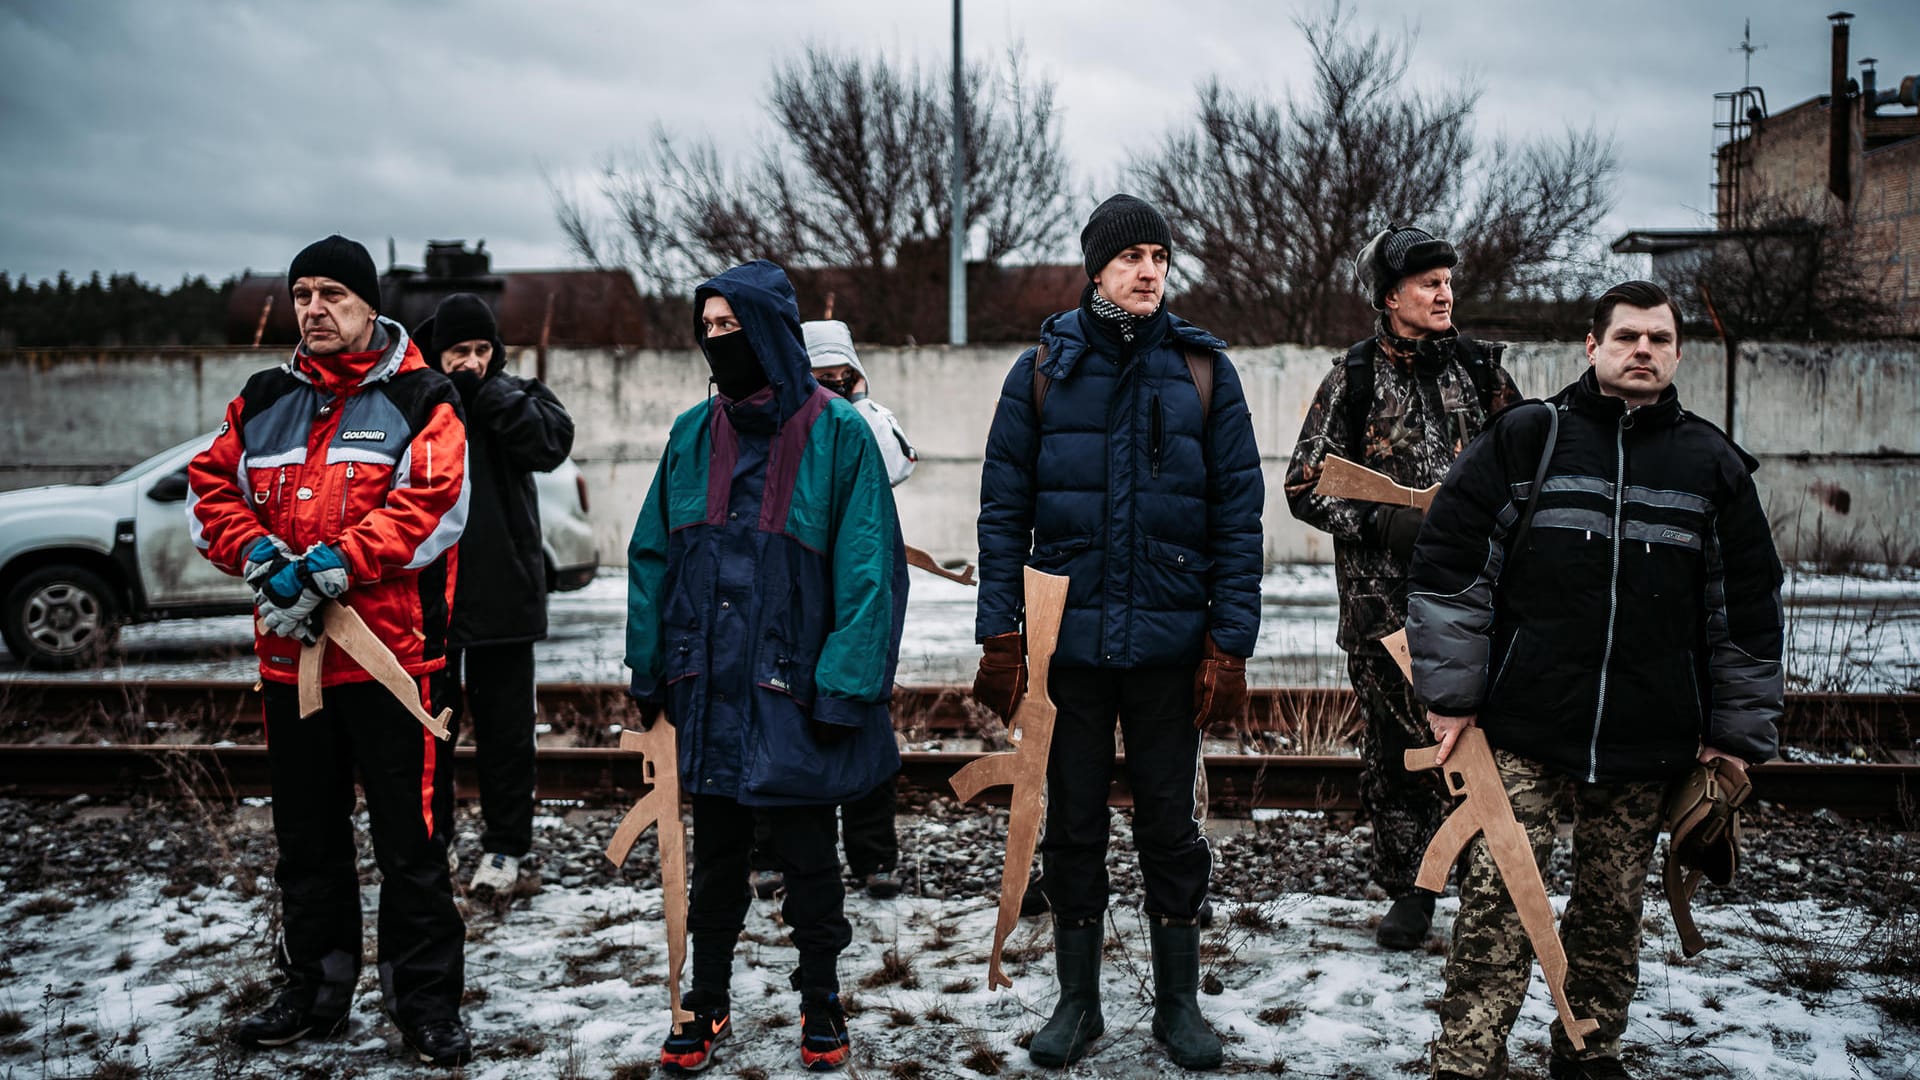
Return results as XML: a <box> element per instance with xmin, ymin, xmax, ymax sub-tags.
<box><xmin>188</xmin><ymin>317</ymin><xmax>470</xmax><ymax>686</ymax></box>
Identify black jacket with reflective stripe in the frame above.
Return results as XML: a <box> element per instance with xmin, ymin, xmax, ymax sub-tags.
<box><xmin>1407</xmin><ymin>369</ymin><xmax>1784</xmax><ymax>782</ymax></box>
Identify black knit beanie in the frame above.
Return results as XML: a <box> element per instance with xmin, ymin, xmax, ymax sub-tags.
<box><xmin>428</xmin><ymin>293</ymin><xmax>500</xmax><ymax>361</ymax></box>
<box><xmin>1081</xmin><ymin>194</ymin><xmax>1173</xmax><ymax>279</ymax></box>
<box><xmin>288</xmin><ymin>234</ymin><xmax>381</xmax><ymax>313</ymax></box>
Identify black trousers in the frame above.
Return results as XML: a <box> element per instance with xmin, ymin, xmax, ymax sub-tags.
<box><xmin>688</xmin><ymin>795</ymin><xmax>851</xmax><ymax>995</ymax></box>
<box><xmin>262</xmin><ymin>671</ymin><xmax>464</xmax><ymax>1026</ymax></box>
<box><xmin>1039</xmin><ymin>665</ymin><xmax>1211</xmax><ymax>923</ymax></box>
<box><xmin>447</xmin><ymin>643</ymin><xmax>537</xmax><ymax>857</ymax></box>
<box><xmin>749</xmin><ymin>775</ymin><xmax>899</xmax><ymax>878</ymax></box>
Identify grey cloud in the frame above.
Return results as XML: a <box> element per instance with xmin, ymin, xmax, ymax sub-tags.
<box><xmin>2</xmin><ymin>0</ymin><xmax>1915</xmax><ymax>284</ymax></box>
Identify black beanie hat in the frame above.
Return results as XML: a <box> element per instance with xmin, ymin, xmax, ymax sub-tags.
<box><xmin>1081</xmin><ymin>194</ymin><xmax>1173</xmax><ymax>279</ymax></box>
<box><xmin>427</xmin><ymin>293</ymin><xmax>500</xmax><ymax>363</ymax></box>
<box><xmin>1354</xmin><ymin>224</ymin><xmax>1457</xmax><ymax>310</ymax></box>
<box><xmin>288</xmin><ymin>234</ymin><xmax>381</xmax><ymax>313</ymax></box>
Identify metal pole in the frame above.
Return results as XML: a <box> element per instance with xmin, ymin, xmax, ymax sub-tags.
<box><xmin>949</xmin><ymin>0</ymin><xmax>967</xmax><ymax>345</ymax></box>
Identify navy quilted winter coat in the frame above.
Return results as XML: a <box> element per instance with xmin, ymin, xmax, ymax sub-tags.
<box><xmin>976</xmin><ymin>299</ymin><xmax>1264</xmax><ymax>667</ymax></box>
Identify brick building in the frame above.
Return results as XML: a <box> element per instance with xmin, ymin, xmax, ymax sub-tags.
<box><xmin>1616</xmin><ymin>13</ymin><xmax>1920</xmax><ymax>336</ymax></box>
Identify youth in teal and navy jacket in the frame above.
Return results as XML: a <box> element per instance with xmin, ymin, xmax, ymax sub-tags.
<box><xmin>625</xmin><ymin>261</ymin><xmax>907</xmax><ymax>807</ymax></box>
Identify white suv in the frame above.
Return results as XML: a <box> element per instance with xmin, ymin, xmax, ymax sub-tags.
<box><xmin>0</xmin><ymin>433</ymin><xmax>598</xmax><ymax>668</ymax></box>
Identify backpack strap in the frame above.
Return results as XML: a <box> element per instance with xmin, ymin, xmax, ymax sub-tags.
<box><xmin>1508</xmin><ymin>401</ymin><xmax>1561</xmax><ymax>556</ymax></box>
<box><xmin>1342</xmin><ymin>339</ymin><xmax>1375</xmax><ymax>461</ymax></box>
<box><xmin>1180</xmin><ymin>344</ymin><xmax>1215</xmax><ymax>417</ymax></box>
<box><xmin>1455</xmin><ymin>336</ymin><xmax>1507</xmax><ymax>416</ymax></box>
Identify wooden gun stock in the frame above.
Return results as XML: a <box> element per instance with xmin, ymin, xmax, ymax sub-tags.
<box><xmin>605</xmin><ymin>724</ymin><xmax>694</xmax><ymax>1029</ymax></box>
<box><xmin>1317</xmin><ymin>454</ymin><xmax>1438</xmax><ymax>511</ymax></box>
<box><xmin>1405</xmin><ymin>728</ymin><xmax>1600</xmax><ymax>1051</ymax></box>
<box><xmin>292</xmin><ymin>602</ymin><xmax>452</xmax><ymax>740</ymax></box>
<box><xmin>905</xmin><ymin>544</ymin><xmax>977</xmax><ymax>586</ymax></box>
<box><xmin>947</xmin><ymin>566</ymin><xmax>1069</xmax><ymax>991</ymax></box>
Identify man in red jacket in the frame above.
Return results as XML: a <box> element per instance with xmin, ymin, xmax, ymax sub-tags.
<box><xmin>188</xmin><ymin>235</ymin><xmax>474</xmax><ymax>1066</ymax></box>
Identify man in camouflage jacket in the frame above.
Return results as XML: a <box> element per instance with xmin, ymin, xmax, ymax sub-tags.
<box><xmin>1284</xmin><ymin>225</ymin><xmax>1520</xmax><ymax>949</ymax></box>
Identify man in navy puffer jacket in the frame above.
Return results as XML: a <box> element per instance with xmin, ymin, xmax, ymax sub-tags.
<box><xmin>973</xmin><ymin>194</ymin><xmax>1263</xmax><ymax>1072</ymax></box>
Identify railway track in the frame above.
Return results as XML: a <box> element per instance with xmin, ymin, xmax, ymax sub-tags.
<box><xmin>0</xmin><ymin>742</ymin><xmax>1912</xmax><ymax>819</ymax></box>
<box><xmin>3</xmin><ymin>679</ymin><xmax>1915</xmax><ymax>750</ymax></box>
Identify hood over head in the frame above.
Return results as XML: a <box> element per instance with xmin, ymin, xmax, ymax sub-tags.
<box><xmin>414</xmin><ymin>292</ymin><xmax>506</xmax><ymax>378</ymax></box>
<box><xmin>803</xmin><ymin>319</ymin><xmax>867</xmax><ymax>382</ymax></box>
<box><xmin>694</xmin><ymin>260</ymin><xmax>817</xmax><ymax>420</ymax></box>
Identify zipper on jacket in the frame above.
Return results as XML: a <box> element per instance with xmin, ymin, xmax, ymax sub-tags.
<box><xmin>1588</xmin><ymin>408</ymin><xmax>1633</xmax><ymax>782</ymax></box>
<box><xmin>338</xmin><ymin>461</ymin><xmax>354</xmax><ymax>532</ymax></box>
<box><xmin>1150</xmin><ymin>393</ymin><xmax>1164</xmax><ymax>479</ymax></box>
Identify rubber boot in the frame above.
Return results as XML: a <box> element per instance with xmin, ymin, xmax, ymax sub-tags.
<box><xmin>1148</xmin><ymin>916</ymin><xmax>1224</xmax><ymax>1070</ymax></box>
<box><xmin>1375</xmin><ymin>891</ymin><xmax>1436</xmax><ymax>950</ymax></box>
<box><xmin>1028</xmin><ymin>917</ymin><xmax>1104</xmax><ymax>1067</ymax></box>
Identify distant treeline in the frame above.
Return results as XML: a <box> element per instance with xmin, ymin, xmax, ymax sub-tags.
<box><xmin>0</xmin><ymin>271</ymin><xmax>234</xmax><ymax>348</ymax></box>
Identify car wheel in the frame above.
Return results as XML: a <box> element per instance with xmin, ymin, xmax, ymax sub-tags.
<box><xmin>2</xmin><ymin>565</ymin><xmax>121</xmax><ymax>669</ymax></box>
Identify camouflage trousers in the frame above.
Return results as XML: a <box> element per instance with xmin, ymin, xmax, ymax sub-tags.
<box><xmin>1349</xmin><ymin>647</ymin><xmax>1449</xmax><ymax>896</ymax></box>
<box><xmin>1431</xmin><ymin>749</ymin><xmax>1665</xmax><ymax>1079</ymax></box>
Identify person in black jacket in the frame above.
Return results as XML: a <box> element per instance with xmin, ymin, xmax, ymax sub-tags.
<box><xmin>414</xmin><ymin>293</ymin><xmax>575</xmax><ymax>896</ymax></box>
<box><xmin>1406</xmin><ymin>280</ymin><xmax>1784</xmax><ymax>1080</ymax></box>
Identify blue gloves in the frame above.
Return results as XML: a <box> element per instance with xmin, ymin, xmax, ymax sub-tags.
<box><xmin>243</xmin><ymin>535</ymin><xmax>295</xmax><ymax>605</ymax></box>
<box><xmin>257</xmin><ymin>542</ymin><xmax>350</xmax><ymax>642</ymax></box>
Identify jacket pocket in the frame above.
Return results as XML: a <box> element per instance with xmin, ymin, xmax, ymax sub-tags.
<box><xmin>1142</xmin><ymin>536</ymin><xmax>1212</xmax><ymax>610</ymax></box>
<box><xmin>755</xmin><ymin>639</ymin><xmax>818</xmax><ymax>710</ymax></box>
<box><xmin>1028</xmin><ymin>534</ymin><xmax>1093</xmax><ymax>572</ymax></box>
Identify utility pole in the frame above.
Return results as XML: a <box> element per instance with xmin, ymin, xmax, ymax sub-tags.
<box><xmin>949</xmin><ymin>0</ymin><xmax>967</xmax><ymax>346</ymax></box>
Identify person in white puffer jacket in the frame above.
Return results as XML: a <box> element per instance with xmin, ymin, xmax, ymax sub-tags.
<box><xmin>804</xmin><ymin>320</ymin><xmax>916</xmax><ymax>487</ymax></box>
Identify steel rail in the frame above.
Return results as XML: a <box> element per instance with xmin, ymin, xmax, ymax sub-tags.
<box><xmin>2</xmin><ymin>680</ymin><xmax>1913</xmax><ymax>750</ymax></box>
<box><xmin>0</xmin><ymin>743</ymin><xmax>1911</xmax><ymax>818</ymax></box>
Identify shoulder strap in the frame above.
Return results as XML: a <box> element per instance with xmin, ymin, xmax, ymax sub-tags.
<box><xmin>1508</xmin><ymin>401</ymin><xmax>1561</xmax><ymax>555</ymax></box>
<box><xmin>1180</xmin><ymin>344</ymin><xmax>1215</xmax><ymax>417</ymax></box>
<box><xmin>1456</xmin><ymin>337</ymin><xmax>1505</xmax><ymax>415</ymax></box>
<box><xmin>1343</xmin><ymin>339</ymin><xmax>1374</xmax><ymax>461</ymax></box>
<box><xmin>1031</xmin><ymin>341</ymin><xmax>1051</xmax><ymax>418</ymax></box>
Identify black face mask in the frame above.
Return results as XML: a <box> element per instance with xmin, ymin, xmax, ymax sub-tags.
<box><xmin>704</xmin><ymin>330</ymin><xmax>769</xmax><ymax>400</ymax></box>
<box><xmin>816</xmin><ymin>373</ymin><xmax>858</xmax><ymax>399</ymax></box>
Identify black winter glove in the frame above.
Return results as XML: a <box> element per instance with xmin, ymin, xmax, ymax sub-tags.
<box><xmin>1368</xmin><ymin>505</ymin><xmax>1425</xmax><ymax>564</ymax></box>
<box><xmin>626</xmin><ymin>678</ymin><xmax>664</xmax><ymax>731</ymax></box>
<box><xmin>446</xmin><ymin>369</ymin><xmax>483</xmax><ymax>406</ymax></box>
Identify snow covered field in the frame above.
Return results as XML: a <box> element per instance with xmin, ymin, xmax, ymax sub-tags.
<box><xmin>4</xmin><ymin>847</ymin><xmax>1912</xmax><ymax>1079</ymax></box>
<box><xmin>4</xmin><ymin>564</ymin><xmax>1917</xmax><ymax>693</ymax></box>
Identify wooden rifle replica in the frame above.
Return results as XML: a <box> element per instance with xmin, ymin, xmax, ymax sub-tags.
<box><xmin>1405</xmin><ymin>726</ymin><xmax>1600</xmax><ymax>1051</ymax></box>
<box><xmin>604</xmin><ymin>721</ymin><xmax>694</xmax><ymax>1030</ymax></box>
<box><xmin>905</xmin><ymin>543</ymin><xmax>977</xmax><ymax>586</ymax></box>
<box><xmin>1315</xmin><ymin>454</ymin><xmax>1437</xmax><ymax>512</ymax></box>
<box><xmin>947</xmin><ymin>566</ymin><xmax>1069</xmax><ymax>990</ymax></box>
<box><xmin>291</xmin><ymin>602</ymin><xmax>451</xmax><ymax>739</ymax></box>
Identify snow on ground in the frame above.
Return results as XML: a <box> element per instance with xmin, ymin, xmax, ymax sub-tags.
<box><xmin>5</xmin><ymin>564</ymin><xmax>1916</xmax><ymax>692</ymax></box>
<box><xmin>3</xmin><ymin>862</ymin><xmax>1913</xmax><ymax>1079</ymax></box>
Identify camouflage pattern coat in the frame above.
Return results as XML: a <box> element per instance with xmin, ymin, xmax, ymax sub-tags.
<box><xmin>1285</xmin><ymin>320</ymin><xmax>1521</xmax><ymax>651</ymax></box>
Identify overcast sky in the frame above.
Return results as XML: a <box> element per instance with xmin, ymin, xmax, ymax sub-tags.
<box><xmin>3</xmin><ymin>0</ymin><xmax>1917</xmax><ymax>286</ymax></box>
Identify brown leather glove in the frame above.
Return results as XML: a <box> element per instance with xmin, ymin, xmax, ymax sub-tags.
<box><xmin>1191</xmin><ymin>634</ymin><xmax>1247</xmax><ymax>731</ymax></box>
<box><xmin>972</xmin><ymin>632</ymin><xmax>1028</xmax><ymax>723</ymax></box>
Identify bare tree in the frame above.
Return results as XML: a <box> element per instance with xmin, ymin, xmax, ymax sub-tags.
<box><xmin>552</xmin><ymin>45</ymin><xmax>1075</xmax><ymax>343</ymax></box>
<box><xmin>1131</xmin><ymin>2</ymin><xmax>1615</xmax><ymax>345</ymax></box>
<box><xmin>1684</xmin><ymin>193</ymin><xmax>1894</xmax><ymax>341</ymax></box>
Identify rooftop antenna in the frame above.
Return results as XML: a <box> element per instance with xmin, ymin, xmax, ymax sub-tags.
<box><xmin>1732</xmin><ymin>18</ymin><xmax>1766</xmax><ymax>87</ymax></box>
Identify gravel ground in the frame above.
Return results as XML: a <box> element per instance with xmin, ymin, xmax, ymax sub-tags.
<box><xmin>0</xmin><ymin>789</ymin><xmax>1906</xmax><ymax>919</ymax></box>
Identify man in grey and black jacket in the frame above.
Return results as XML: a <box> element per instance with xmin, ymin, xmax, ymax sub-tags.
<box><xmin>1406</xmin><ymin>280</ymin><xmax>1783</xmax><ymax>1080</ymax></box>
